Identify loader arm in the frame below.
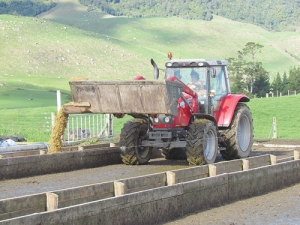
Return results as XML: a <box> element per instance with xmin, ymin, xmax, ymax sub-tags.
<box><xmin>167</xmin><ymin>75</ymin><xmax>199</xmax><ymax>114</ymax></box>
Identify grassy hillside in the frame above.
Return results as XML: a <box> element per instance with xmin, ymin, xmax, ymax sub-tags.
<box><xmin>0</xmin><ymin>0</ymin><xmax>299</xmax><ymax>89</ymax></box>
<box><xmin>38</xmin><ymin>0</ymin><xmax>300</xmax><ymax>77</ymax></box>
<box><xmin>0</xmin><ymin>0</ymin><xmax>299</xmax><ymax>142</ymax></box>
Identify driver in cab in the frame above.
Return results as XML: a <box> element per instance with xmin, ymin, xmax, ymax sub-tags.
<box><xmin>188</xmin><ymin>70</ymin><xmax>205</xmax><ymax>96</ymax></box>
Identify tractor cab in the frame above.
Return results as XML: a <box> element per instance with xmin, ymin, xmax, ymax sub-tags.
<box><xmin>164</xmin><ymin>58</ymin><xmax>230</xmax><ymax>119</ymax></box>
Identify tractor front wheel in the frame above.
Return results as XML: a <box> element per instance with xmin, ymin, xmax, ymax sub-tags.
<box><xmin>186</xmin><ymin>119</ymin><xmax>218</xmax><ymax>166</ymax></box>
<box><xmin>119</xmin><ymin>119</ymin><xmax>152</xmax><ymax>165</ymax></box>
<box><xmin>220</xmin><ymin>103</ymin><xmax>253</xmax><ymax>160</ymax></box>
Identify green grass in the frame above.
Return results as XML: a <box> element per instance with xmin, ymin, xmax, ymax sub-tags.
<box><xmin>1</xmin><ymin>0</ymin><xmax>300</xmax><ymax>142</ymax></box>
<box><xmin>247</xmin><ymin>94</ymin><xmax>300</xmax><ymax>139</ymax></box>
<box><xmin>0</xmin><ymin>87</ymin><xmax>69</xmax><ymax>109</ymax></box>
<box><xmin>0</xmin><ymin>106</ymin><xmax>56</xmax><ymax>142</ymax></box>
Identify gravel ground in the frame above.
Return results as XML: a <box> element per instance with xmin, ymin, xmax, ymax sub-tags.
<box><xmin>0</xmin><ymin>139</ymin><xmax>299</xmax><ymax>224</ymax></box>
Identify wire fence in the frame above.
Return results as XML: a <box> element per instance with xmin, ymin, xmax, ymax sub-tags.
<box><xmin>63</xmin><ymin>114</ymin><xmax>114</xmax><ymax>143</ymax></box>
<box><xmin>263</xmin><ymin>90</ymin><xmax>297</xmax><ymax>98</ymax></box>
<box><xmin>0</xmin><ymin>112</ymin><xmax>114</xmax><ymax>143</ymax></box>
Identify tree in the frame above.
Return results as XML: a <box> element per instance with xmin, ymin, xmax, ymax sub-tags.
<box><xmin>271</xmin><ymin>72</ymin><xmax>282</xmax><ymax>96</ymax></box>
<box><xmin>288</xmin><ymin>66</ymin><xmax>300</xmax><ymax>93</ymax></box>
<box><xmin>252</xmin><ymin>62</ymin><xmax>270</xmax><ymax>98</ymax></box>
<box><xmin>282</xmin><ymin>72</ymin><xmax>289</xmax><ymax>95</ymax></box>
<box><xmin>227</xmin><ymin>57</ymin><xmax>248</xmax><ymax>93</ymax></box>
<box><xmin>227</xmin><ymin>42</ymin><xmax>268</xmax><ymax>97</ymax></box>
<box><xmin>237</xmin><ymin>42</ymin><xmax>264</xmax><ymax>94</ymax></box>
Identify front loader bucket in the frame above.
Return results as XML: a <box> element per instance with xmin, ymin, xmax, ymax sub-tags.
<box><xmin>64</xmin><ymin>80</ymin><xmax>183</xmax><ymax>116</ymax></box>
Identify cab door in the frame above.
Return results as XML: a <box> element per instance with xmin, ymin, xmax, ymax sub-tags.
<box><xmin>209</xmin><ymin>66</ymin><xmax>229</xmax><ymax>120</ymax></box>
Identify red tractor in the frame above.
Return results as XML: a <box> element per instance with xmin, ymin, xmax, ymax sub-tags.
<box><xmin>118</xmin><ymin>53</ymin><xmax>253</xmax><ymax>165</ymax></box>
<box><xmin>65</xmin><ymin>53</ymin><xmax>253</xmax><ymax>166</ymax></box>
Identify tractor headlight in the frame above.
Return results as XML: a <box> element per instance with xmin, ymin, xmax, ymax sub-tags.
<box><xmin>164</xmin><ymin>117</ymin><xmax>170</xmax><ymax>123</ymax></box>
<box><xmin>154</xmin><ymin>118</ymin><xmax>159</xmax><ymax>123</ymax></box>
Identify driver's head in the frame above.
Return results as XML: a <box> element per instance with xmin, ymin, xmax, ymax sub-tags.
<box><xmin>190</xmin><ymin>70</ymin><xmax>199</xmax><ymax>82</ymax></box>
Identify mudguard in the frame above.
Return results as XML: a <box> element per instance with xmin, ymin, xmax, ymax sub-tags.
<box><xmin>216</xmin><ymin>94</ymin><xmax>250</xmax><ymax>127</ymax></box>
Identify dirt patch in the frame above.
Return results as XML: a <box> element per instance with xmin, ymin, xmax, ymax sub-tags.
<box><xmin>250</xmin><ymin>138</ymin><xmax>300</xmax><ymax>159</ymax></box>
<box><xmin>254</xmin><ymin>138</ymin><xmax>300</xmax><ymax>145</ymax></box>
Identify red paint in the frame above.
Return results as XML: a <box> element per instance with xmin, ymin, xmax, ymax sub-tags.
<box><xmin>134</xmin><ymin>76</ymin><xmax>146</xmax><ymax>80</ymax></box>
<box><xmin>215</xmin><ymin>94</ymin><xmax>249</xmax><ymax>127</ymax></box>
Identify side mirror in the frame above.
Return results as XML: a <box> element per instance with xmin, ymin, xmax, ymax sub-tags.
<box><xmin>151</xmin><ymin>59</ymin><xmax>159</xmax><ymax>80</ymax></box>
<box><xmin>210</xmin><ymin>68</ymin><xmax>216</xmax><ymax>78</ymax></box>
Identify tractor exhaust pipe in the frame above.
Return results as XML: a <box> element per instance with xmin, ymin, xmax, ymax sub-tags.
<box><xmin>151</xmin><ymin>59</ymin><xmax>159</xmax><ymax>80</ymax></box>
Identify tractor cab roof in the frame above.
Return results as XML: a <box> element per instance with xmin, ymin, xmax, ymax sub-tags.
<box><xmin>165</xmin><ymin>59</ymin><xmax>229</xmax><ymax>68</ymax></box>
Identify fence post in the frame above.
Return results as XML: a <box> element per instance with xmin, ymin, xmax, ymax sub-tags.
<box><xmin>272</xmin><ymin>117</ymin><xmax>277</xmax><ymax>139</ymax></box>
<box><xmin>166</xmin><ymin>171</ymin><xmax>176</xmax><ymax>186</ymax></box>
<box><xmin>109</xmin><ymin>114</ymin><xmax>113</xmax><ymax>136</ymax></box>
<box><xmin>46</xmin><ymin>192</ymin><xmax>58</xmax><ymax>211</ymax></box>
<box><xmin>114</xmin><ymin>181</ymin><xmax>125</xmax><ymax>196</ymax></box>
<box><xmin>51</xmin><ymin>112</ymin><xmax>56</xmax><ymax>129</ymax></box>
<box><xmin>208</xmin><ymin>165</ymin><xmax>216</xmax><ymax>177</ymax></box>
<box><xmin>105</xmin><ymin>114</ymin><xmax>113</xmax><ymax>137</ymax></box>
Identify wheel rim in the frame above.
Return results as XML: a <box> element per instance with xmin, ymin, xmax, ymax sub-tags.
<box><xmin>204</xmin><ymin>130</ymin><xmax>216</xmax><ymax>161</ymax></box>
<box><xmin>238</xmin><ymin>114</ymin><xmax>251</xmax><ymax>152</ymax></box>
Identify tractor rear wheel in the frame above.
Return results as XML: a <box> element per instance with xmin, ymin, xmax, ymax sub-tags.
<box><xmin>119</xmin><ymin>119</ymin><xmax>152</xmax><ymax>165</ymax></box>
<box><xmin>186</xmin><ymin>119</ymin><xmax>218</xmax><ymax>166</ymax></box>
<box><xmin>220</xmin><ymin>103</ymin><xmax>253</xmax><ymax>160</ymax></box>
<box><xmin>161</xmin><ymin>148</ymin><xmax>187</xmax><ymax>160</ymax></box>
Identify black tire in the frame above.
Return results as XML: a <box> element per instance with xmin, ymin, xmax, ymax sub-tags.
<box><xmin>161</xmin><ymin>148</ymin><xmax>187</xmax><ymax>160</ymax></box>
<box><xmin>186</xmin><ymin>119</ymin><xmax>218</xmax><ymax>166</ymax></box>
<box><xmin>119</xmin><ymin>119</ymin><xmax>152</xmax><ymax>165</ymax></box>
<box><xmin>220</xmin><ymin>103</ymin><xmax>253</xmax><ymax>160</ymax></box>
